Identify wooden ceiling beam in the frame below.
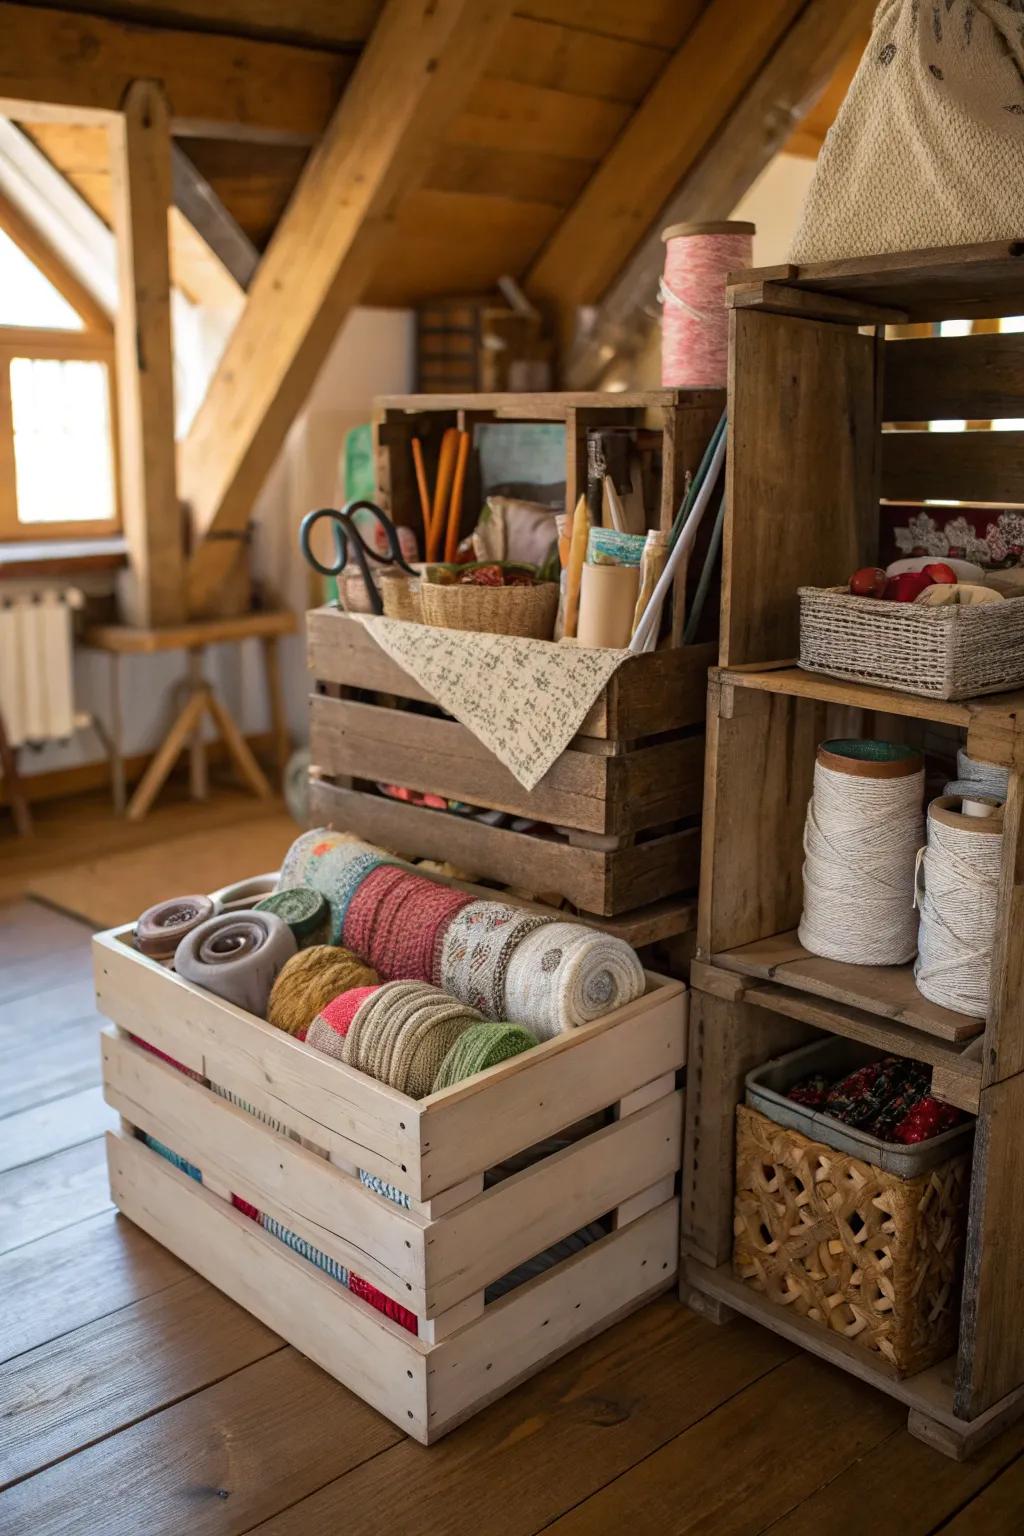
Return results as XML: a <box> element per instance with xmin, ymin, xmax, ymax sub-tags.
<box><xmin>524</xmin><ymin>0</ymin><xmax>806</xmax><ymax>349</ymax></box>
<box><xmin>180</xmin><ymin>0</ymin><xmax>514</xmax><ymax>617</ymax></box>
<box><xmin>9</xmin><ymin>1</ymin><xmax>385</xmax><ymax>51</ymax></box>
<box><xmin>562</xmin><ymin>0</ymin><xmax>874</xmax><ymax>389</ymax></box>
<box><xmin>0</xmin><ymin>3</ymin><xmax>350</xmax><ymax>143</ymax></box>
<box><xmin>171</xmin><ymin>146</ymin><xmax>258</xmax><ymax>294</ymax></box>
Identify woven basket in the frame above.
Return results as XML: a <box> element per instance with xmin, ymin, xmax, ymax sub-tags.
<box><xmin>798</xmin><ymin>586</ymin><xmax>1024</xmax><ymax>700</ymax></box>
<box><xmin>379</xmin><ymin>573</ymin><xmax>423</xmax><ymax>623</ymax></box>
<box><xmin>420</xmin><ymin>581</ymin><xmax>559</xmax><ymax>639</ymax></box>
<box><xmin>733</xmin><ymin>1105</ymin><xmax>970</xmax><ymax>1377</ymax></box>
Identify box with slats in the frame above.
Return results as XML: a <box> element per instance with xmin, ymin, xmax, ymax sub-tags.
<box><xmin>94</xmin><ymin>925</ymin><xmax>686</xmax><ymax>1443</ymax></box>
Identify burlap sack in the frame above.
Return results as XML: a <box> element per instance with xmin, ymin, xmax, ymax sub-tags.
<box><xmin>791</xmin><ymin>0</ymin><xmax>1024</xmax><ymax>262</ymax></box>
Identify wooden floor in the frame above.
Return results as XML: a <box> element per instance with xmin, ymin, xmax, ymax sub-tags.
<box><xmin>2</xmin><ymin>814</ymin><xmax>1024</xmax><ymax>1533</ymax></box>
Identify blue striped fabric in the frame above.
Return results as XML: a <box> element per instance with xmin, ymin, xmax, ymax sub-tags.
<box><xmin>358</xmin><ymin>1168</ymin><xmax>411</xmax><ymax>1208</ymax></box>
<box><xmin>210</xmin><ymin>1082</ymin><xmax>293</xmax><ymax>1138</ymax></box>
<box><xmin>140</xmin><ymin>1132</ymin><xmax>202</xmax><ymax>1183</ymax></box>
<box><xmin>261</xmin><ymin>1213</ymin><xmax>349</xmax><ymax>1285</ymax></box>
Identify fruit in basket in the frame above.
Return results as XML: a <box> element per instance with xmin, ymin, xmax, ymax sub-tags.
<box><xmin>459</xmin><ymin>563</ymin><xmax>504</xmax><ymax>586</ymax></box>
<box><xmin>884</xmin><ymin>570</ymin><xmax>933</xmax><ymax>602</ymax></box>
<box><xmin>922</xmin><ymin>561</ymin><xmax>958</xmax><ymax>585</ymax></box>
<box><xmin>848</xmin><ymin>566</ymin><xmax>887</xmax><ymax>598</ymax></box>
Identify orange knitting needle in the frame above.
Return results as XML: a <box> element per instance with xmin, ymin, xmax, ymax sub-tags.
<box><xmin>428</xmin><ymin>427</ymin><xmax>459</xmax><ymax>562</ymax></box>
<box><xmin>410</xmin><ymin>437</ymin><xmax>432</xmax><ymax>556</ymax></box>
<box><xmin>444</xmin><ymin>430</ymin><xmax>471</xmax><ymax>563</ymax></box>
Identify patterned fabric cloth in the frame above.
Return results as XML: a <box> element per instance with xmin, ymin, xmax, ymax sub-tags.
<box><xmin>359</xmin><ymin>615</ymin><xmax>627</xmax><ymax>790</ymax></box>
<box><xmin>437</xmin><ymin>901</ymin><xmax>552</xmax><ymax>1018</ymax></box>
<box><xmin>342</xmin><ymin>980</ymin><xmax>482</xmax><ymax>1099</ymax></box>
<box><xmin>343</xmin><ymin>864</ymin><xmax>473</xmax><ymax>982</ymax></box>
<box><xmin>275</xmin><ymin>829</ymin><xmax>410</xmax><ymax>943</ymax></box>
<box><xmin>431</xmin><ymin>1021</ymin><xmax>536</xmax><ymax>1092</ymax></box>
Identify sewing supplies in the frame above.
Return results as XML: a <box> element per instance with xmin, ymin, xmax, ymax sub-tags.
<box><xmin>266</xmin><ymin>945</ymin><xmax>379</xmax><ymax>1036</ymax></box>
<box><xmin>915</xmin><ymin>794</ymin><xmax>1004</xmax><ymax>1017</ymax></box>
<box><xmin>631</xmin><ymin>530</ymin><xmax>670</xmax><ymax>638</ymax></box>
<box><xmin>659</xmin><ymin>220</ymin><xmax>754</xmax><ymax>389</ymax></box>
<box><xmin>431</xmin><ymin>1021</ymin><xmax>536</xmax><ymax>1091</ymax></box>
<box><xmin>787</xmin><ymin>1056</ymin><xmax>964</xmax><ymax>1145</ymax></box>
<box><xmin>577</xmin><ymin>563</ymin><xmax>639</xmax><ymax>649</ymax></box>
<box><xmin>586</xmin><ymin>528</ymin><xmax>645</xmax><ymax>566</ymax></box>
<box><xmin>209</xmin><ymin>873</ymin><xmax>278</xmax><ymax>912</ymax></box>
<box><xmin>134</xmin><ymin>895</ymin><xmax>215</xmax><ymax>960</ymax></box>
<box><xmin>562</xmin><ymin>494</ymin><xmax>590</xmax><ymax>639</ymax></box>
<box><xmin>275</xmin><ymin>828</ymin><xmax>410</xmax><ymax>942</ymax></box>
<box><xmin>299</xmin><ymin>501</ymin><xmax>418</xmax><ymax>616</ymax></box>
<box><xmin>799</xmin><ymin>740</ymin><xmax>925</xmax><ymax>967</ymax></box>
<box><xmin>305</xmin><ymin>985</ymin><xmax>379</xmax><ymax>1055</ymax></box>
<box><xmin>174</xmin><ymin>910</ymin><xmax>297</xmax><ymax>1016</ymax></box>
<box><xmin>344</xmin><ymin>863</ymin><xmax>473</xmax><ymax>985</ymax></box>
<box><xmin>945</xmin><ymin>746</ymin><xmax>1009</xmax><ymax>806</ymax></box>
<box><xmin>340</xmin><ymin>980</ymin><xmax>484</xmax><ymax>1099</ymax></box>
<box><xmin>254</xmin><ymin>888</ymin><xmax>330</xmax><ymax>948</ymax></box>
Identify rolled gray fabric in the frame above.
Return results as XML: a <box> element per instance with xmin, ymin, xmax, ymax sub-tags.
<box><xmin>174</xmin><ymin>910</ymin><xmax>296</xmax><ymax>1016</ymax></box>
<box><xmin>135</xmin><ymin>895</ymin><xmax>215</xmax><ymax>960</ymax></box>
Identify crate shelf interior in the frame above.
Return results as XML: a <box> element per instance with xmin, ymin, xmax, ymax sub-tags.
<box><xmin>310</xmin><ymin>389</ymin><xmax>724</xmax><ymax>937</ymax></box>
<box><xmin>685</xmin><ymin>242</ymin><xmax>1024</xmax><ymax>1459</ymax></box>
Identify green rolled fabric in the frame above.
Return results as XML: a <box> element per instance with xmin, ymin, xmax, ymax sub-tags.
<box><xmin>255</xmin><ymin>887</ymin><xmax>330</xmax><ymax>949</ymax></box>
<box><xmin>431</xmin><ymin>1021</ymin><xmax>536</xmax><ymax>1092</ymax></box>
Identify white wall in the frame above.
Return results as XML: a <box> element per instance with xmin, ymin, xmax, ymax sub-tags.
<box><xmin>22</xmin><ymin>306</ymin><xmax>414</xmax><ymax>780</ymax></box>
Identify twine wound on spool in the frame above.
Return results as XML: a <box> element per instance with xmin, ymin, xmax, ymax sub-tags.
<box><xmin>915</xmin><ymin>796</ymin><xmax>1004</xmax><ymax>1017</ymax></box>
<box><xmin>660</xmin><ymin>221</ymin><xmax>754</xmax><ymax>389</ymax></box>
<box><xmin>944</xmin><ymin>746</ymin><xmax>1009</xmax><ymax>806</ymax></box>
<box><xmin>799</xmin><ymin>741</ymin><xmax>925</xmax><ymax>967</ymax></box>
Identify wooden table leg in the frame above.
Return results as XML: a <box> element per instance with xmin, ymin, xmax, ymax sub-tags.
<box><xmin>186</xmin><ymin>647</ymin><xmax>208</xmax><ymax>801</ymax></box>
<box><xmin>127</xmin><ymin>690</ymin><xmax>208</xmax><ymax>821</ymax></box>
<box><xmin>0</xmin><ymin>709</ymin><xmax>31</xmax><ymax>837</ymax></box>
<box><xmin>207</xmin><ymin>689</ymin><xmax>272</xmax><ymax>800</ymax></box>
<box><xmin>108</xmin><ymin>652</ymin><xmax>126</xmax><ymax>816</ymax></box>
<box><xmin>261</xmin><ymin>633</ymin><xmax>289</xmax><ymax>785</ymax></box>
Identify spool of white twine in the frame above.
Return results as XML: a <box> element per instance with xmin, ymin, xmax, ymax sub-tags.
<box><xmin>799</xmin><ymin>740</ymin><xmax>924</xmax><ymax>966</ymax></box>
<box><xmin>915</xmin><ymin>795</ymin><xmax>1003</xmax><ymax>1018</ymax></box>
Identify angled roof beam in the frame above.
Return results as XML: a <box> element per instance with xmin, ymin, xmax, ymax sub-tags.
<box><xmin>171</xmin><ymin>146</ymin><xmax>258</xmax><ymax>294</ymax></box>
<box><xmin>560</xmin><ymin>0</ymin><xmax>874</xmax><ymax>389</ymax></box>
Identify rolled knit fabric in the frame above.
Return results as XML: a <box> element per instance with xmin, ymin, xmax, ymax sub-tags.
<box><xmin>139</xmin><ymin>1131</ymin><xmax>202</xmax><ymax>1183</ymax></box>
<box><xmin>343</xmin><ymin>864</ymin><xmax>473</xmax><ymax>981</ymax></box>
<box><xmin>431</xmin><ymin>1021</ymin><xmax>536</xmax><ymax>1092</ymax></box>
<box><xmin>261</xmin><ymin>1213</ymin><xmax>349</xmax><ymax>1285</ymax></box>
<box><xmin>343</xmin><ymin>980</ymin><xmax>482</xmax><ymax>1098</ymax></box>
<box><xmin>175</xmin><ymin>910</ymin><xmax>296</xmax><ymax>1016</ymax></box>
<box><xmin>304</xmin><ymin>985</ymin><xmax>380</xmax><ymax>1058</ymax></box>
<box><xmin>129</xmin><ymin>1034</ymin><xmax>206</xmax><ymax>1083</ymax></box>
<box><xmin>347</xmin><ymin>1273</ymin><xmax>418</xmax><ymax>1335</ymax></box>
<box><xmin>358</xmin><ymin>1168</ymin><xmax>411</xmax><ymax>1208</ymax></box>
<box><xmin>231</xmin><ymin>1194</ymin><xmax>262</xmax><ymax>1222</ymax></box>
<box><xmin>267</xmin><ymin>946</ymin><xmax>378</xmax><ymax>1036</ymax></box>
<box><xmin>255</xmin><ymin>888</ymin><xmax>330</xmax><ymax>948</ymax></box>
<box><xmin>438</xmin><ymin>901</ymin><xmax>552</xmax><ymax>1017</ymax></box>
<box><xmin>276</xmin><ymin>829</ymin><xmax>409</xmax><ymax>942</ymax></box>
<box><xmin>502</xmin><ymin>921</ymin><xmax>645</xmax><ymax>1039</ymax></box>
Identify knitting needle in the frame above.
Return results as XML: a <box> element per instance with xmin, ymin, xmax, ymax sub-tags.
<box><xmin>428</xmin><ymin>428</ymin><xmax>459</xmax><ymax>562</ymax></box>
<box><xmin>410</xmin><ymin>437</ymin><xmax>432</xmax><ymax>556</ymax></box>
<box><xmin>444</xmin><ymin>430</ymin><xmax>471</xmax><ymax>563</ymax></box>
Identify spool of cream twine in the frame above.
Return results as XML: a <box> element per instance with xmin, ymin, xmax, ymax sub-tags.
<box><xmin>914</xmin><ymin>795</ymin><xmax>1003</xmax><ymax>1018</ymax></box>
<box><xmin>798</xmin><ymin>741</ymin><xmax>924</xmax><ymax>966</ymax></box>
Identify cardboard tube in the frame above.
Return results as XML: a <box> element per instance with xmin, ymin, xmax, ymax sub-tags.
<box><xmin>577</xmin><ymin>563</ymin><xmax>640</xmax><ymax>649</ymax></box>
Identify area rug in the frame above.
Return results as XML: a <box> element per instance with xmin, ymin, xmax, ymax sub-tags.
<box><xmin>28</xmin><ymin>811</ymin><xmax>299</xmax><ymax>930</ymax></box>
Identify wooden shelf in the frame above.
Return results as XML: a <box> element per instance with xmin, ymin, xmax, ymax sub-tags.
<box><xmin>718</xmin><ymin>664</ymin><xmax>1024</xmax><ymax>735</ymax></box>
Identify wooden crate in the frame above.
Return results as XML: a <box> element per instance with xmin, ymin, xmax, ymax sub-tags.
<box><xmin>94</xmin><ymin>927</ymin><xmax>686</xmax><ymax>1442</ymax></box>
<box><xmin>683</xmin><ymin>244</ymin><xmax>1024</xmax><ymax>1460</ymax></box>
<box><xmin>309</xmin><ymin>607</ymin><xmax>712</xmax><ymax>920</ymax></box>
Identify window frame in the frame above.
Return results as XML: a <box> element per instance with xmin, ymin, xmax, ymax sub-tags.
<box><xmin>0</xmin><ymin>194</ymin><xmax>120</xmax><ymax>542</ymax></box>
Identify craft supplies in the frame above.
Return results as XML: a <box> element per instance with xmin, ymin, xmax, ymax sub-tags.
<box><xmin>631</xmin><ymin>530</ymin><xmax>669</xmax><ymax>638</ymax></box>
<box><xmin>945</xmin><ymin>746</ymin><xmax>1009</xmax><ymax>806</ymax></box>
<box><xmin>344</xmin><ymin>863</ymin><xmax>473</xmax><ymax>984</ymax></box>
<box><xmin>254</xmin><ymin>888</ymin><xmax>330</xmax><ymax>949</ymax></box>
<box><xmin>798</xmin><ymin>740</ymin><xmax>924</xmax><ymax>967</ymax></box>
<box><xmin>276</xmin><ymin>828</ymin><xmax>409</xmax><ymax>942</ymax></box>
<box><xmin>266</xmin><ymin>945</ymin><xmax>378</xmax><ymax>1036</ymax></box>
<box><xmin>501</xmin><ymin>920</ymin><xmax>645</xmax><ymax>1039</ymax></box>
<box><xmin>339</xmin><ymin>980</ymin><xmax>483</xmax><ymax>1099</ymax></box>
<box><xmin>305</xmin><ymin>984</ymin><xmax>379</xmax><ymax>1054</ymax></box>
<box><xmin>915</xmin><ymin>794</ymin><xmax>1004</xmax><ymax>1017</ymax></box>
<box><xmin>445</xmin><ymin>430</ymin><xmax>470</xmax><ymax>562</ymax></box>
<box><xmin>586</xmin><ymin>528</ymin><xmax>645</xmax><ymax>567</ymax></box>
<box><xmin>473</xmin><ymin>496</ymin><xmax>560</xmax><ymax>568</ymax></box>
<box><xmin>431</xmin><ymin>1021</ymin><xmax>536</xmax><ymax>1090</ymax></box>
<box><xmin>411</xmin><ymin>436</ymin><xmax>431</xmax><ymax>548</ymax></box>
<box><xmin>680</xmin><ymin>494</ymin><xmax>723</xmax><ymax>646</ymax></box>
<box><xmin>576</xmin><ymin>563</ymin><xmax>639</xmax><ymax>649</ymax></box>
<box><xmin>438</xmin><ymin>901</ymin><xmax>551</xmax><ymax>1016</ymax></box>
<box><xmin>562</xmin><ymin>494</ymin><xmax>589</xmax><ymax>640</ymax></box>
<box><xmin>300</xmin><ymin>501</ymin><xmax>418</xmax><ymax>616</ymax></box>
<box><xmin>420</xmin><ymin>573</ymin><xmax>559</xmax><ymax>639</ymax></box>
<box><xmin>210</xmin><ymin>873</ymin><xmax>278</xmax><ymax>913</ymax></box>
<box><xmin>174</xmin><ymin>910</ymin><xmax>297</xmax><ymax>1016</ymax></box>
<box><xmin>660</xmin><ymin>221</ymin><xmax>753</xmax><ymax>389</ymax></box>
<box><xmin>135</xmin><ymin>895</ymin><xmax>215</xmax><ymax>960</ymax></box>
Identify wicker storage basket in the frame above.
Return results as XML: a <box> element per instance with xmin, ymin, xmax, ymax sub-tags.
<box><xmin>798</xmin><ymin>586</ymin><xmax>1024</xmax><ymax>699</ymax></box>
<box><xmin>733</xmin><ymin>1104</ymin><xmax>970</xmax><ymax>1377</ymax></box>
<box><xmin>420</xmin><ymin>580</ymin><xmax>559</xmax><ymax>639</ymax></box>
<box><xmin>379</xmin><ymin>573</ymin><xmax>423</xmax><ymax>623</ymax></box>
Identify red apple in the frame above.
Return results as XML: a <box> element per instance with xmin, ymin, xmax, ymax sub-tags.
<box><xmin>885</xmin><ymin>571</ymin><xmax>933</xmax><ymax>602</ymax></box>
<box><xmin>923</xmin><ymin>562</ymin><xmax>957</xmax><ymax>585</ymax></box>
<box><xmin>849</xmin><ymin>566</ymin><xmax>887</xmax><ymax>598</ymax></box>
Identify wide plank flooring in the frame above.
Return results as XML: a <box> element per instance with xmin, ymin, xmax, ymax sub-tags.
<box><xmin>0</xmin><ymin>883</ymin><xmax>1021</xmax><ymax>1534</ymax></box>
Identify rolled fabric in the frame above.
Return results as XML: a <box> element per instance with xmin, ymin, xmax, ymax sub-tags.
<box><xmin>431</xmin><ymin>1021</ymin><xmax>536</xmax><ymax>1092</ymax></box>
<box><xmin>437</xmin><ymin>901</ymin><xmax>552</xmax><ymax>1017</ymax></box>
<box><xmin>262</xmin><ymin>1212</ymin><xmax>349</xmax><ymax>1285</ymax></box>
<box><xmin>210</xmin><ymin>873</ymin><xmax>279</xmax><ymax>913</ymax></box>
<box><xmin>502</xmin><ymin>922</ymin><xmax>645</xmax><ymax>1040</ymax></box>
<box><xmin>135</xmin><ymin>895</ymin><xmax>215</xmax><ymax>960</ymax></box>
<box><xmin>343</xmin><ymin>864</ymin><xmax>473</xmax><ymax>981</ymax></box>
<box><xmin>347</xmin><ymin>1273</ymin><xmax>418</xmax><ymax>1334</ymax></box>
<box><xmin>343</xmin><ymin>980</ymin><xmax>482</xmax><ymax>1099</ymax></box>
<box><xmin>275</xmin><ymin>828</ymin><xmax>409</xmax><ymax>942</ymax></box>
<box><xmin>485</xmin><ymin>1223</ymin><xmax>607</xmax><ymax>1302</ymax></box>
<box><xmin>266</xmin><ymin>945</ymin><xmax>377</xmax><ymax>1036</ymax></box>
<box><xmin>175</xmin><ymin>910</ymin><xmax>297</xmax><ymax>1016</ymax></box>
<box><xmin>129</xmin><ymin>1034</ymin><xmax>206</xmax><ymax>1083</ymax></box>
<box><xmin>138</xmin><ymin>1131</ymin><xmax>202</xmax><ymax>1183</ymax></box>
<box><xmin>305</xmin><ymin>985</ymin><xmax>380</xmax><ymax>1057</ymax></box>
<box><xmin>255</xmin><ymin>888</ymin><xmax>330</xmax><ymax>948</ymax></box>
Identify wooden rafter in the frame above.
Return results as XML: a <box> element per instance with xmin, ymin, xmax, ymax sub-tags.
<box><xmin>180</xmin><ymin>0</ymin><xmax>515</xmax><ymax>617</ymax></box>
<box><xmin>561</xmin><ymin>0</ymin><xmax>874</xmax><ymax>389</ymax></box>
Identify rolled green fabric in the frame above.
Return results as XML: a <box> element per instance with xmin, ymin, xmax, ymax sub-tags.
<box><xmin>431</xmin><ymin>1021</ymin><xmax>536</xmax><ymax>1092</ymax></box>
<box><xmin>255</xmin><ymin>888</ymin><xmax>330</xmax><ymax>949</ymax></box>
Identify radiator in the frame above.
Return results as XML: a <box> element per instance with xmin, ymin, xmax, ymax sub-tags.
<box><xmin>0</xmin><ymin>587</ymin><xmax>83</xmax><ymax>747</ymax></box>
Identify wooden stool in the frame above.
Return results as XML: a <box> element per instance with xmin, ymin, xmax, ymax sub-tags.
<box><xmin>85</xmin><ymin>611</ymin><xmax>296</xmax><ymax>821</ymax></box>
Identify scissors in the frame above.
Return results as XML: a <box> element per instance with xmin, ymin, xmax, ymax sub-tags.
<box><xmin>299</xmin><ymin>501</ymin><xmax>418</xmax><ymax>616</ymax></box>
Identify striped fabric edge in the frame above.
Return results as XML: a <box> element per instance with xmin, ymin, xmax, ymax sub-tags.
<box><xmin>260</xmin><ymin>1213</ymin><xmax>350</xmax><ymax>1285</ymax></box>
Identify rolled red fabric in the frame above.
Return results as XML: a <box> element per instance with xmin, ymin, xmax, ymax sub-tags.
<box><xmin>304</xmin><ymin>985</ymin><xmax>379</xmax><ymax>1060</ymax></box>
<box><xmin>343</xmin><ymin>864</ymin><xmax>472</xmax><ymax>982</ymax></box>
<box><xmin>231</xmin><ymin>1194</ymin><xmax>261</xmax><ymax>1222</ymax></box>
<box><xmin>129</xmin><ymin>1034</ymin><xmax>205</xmax><ymax>1083</ymax></box>
<box><xmin>348</xmin><ymin>1272</ymin><xmax>418</xmax><ymax>1335</ymax></box>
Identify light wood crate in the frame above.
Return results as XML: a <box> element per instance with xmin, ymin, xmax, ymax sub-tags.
<box><xmin>94</xmin><ymin>927</ymin><xmax>686</xmax><ymax>1442</ymax></box>
<box><xmin>309</xmin><ymin>607</ymin><xmax>712</xmax><ymax>920</ymax></box>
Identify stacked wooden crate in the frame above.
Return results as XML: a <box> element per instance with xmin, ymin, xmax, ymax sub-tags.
<box><xmin>682</xmin><ymin>243</ymin><xmax>1024</xmax><ymax>1460</ymax></box>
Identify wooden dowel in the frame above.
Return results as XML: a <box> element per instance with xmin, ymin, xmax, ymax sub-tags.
<box><xmin>444</xmin><ymin>430</ymin><xmax>471</xmax><ymax>563</ymax></box>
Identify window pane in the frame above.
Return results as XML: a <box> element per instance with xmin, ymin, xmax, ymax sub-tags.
<box><xmin>0</xmin><ymin>231</ymin><xmax>84</xmax><ymax>330</ymax></box>
<box><xmin>10</xmin><ymin>357</ymin><xmax>116</xmax><ymax>524</ymax></box>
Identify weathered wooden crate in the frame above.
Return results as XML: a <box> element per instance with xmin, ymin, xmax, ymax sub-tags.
<box><xmin>308</xmin><ymin>607</ymin><xmax>713</xmax><ymax>920</ymax></box>
<box><xmin>94</xmin><ymin>927</ymin><xmax>685</xmax><ymax>1443</ymax></box>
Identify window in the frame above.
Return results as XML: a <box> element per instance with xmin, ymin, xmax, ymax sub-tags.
<box><xmin>0</xmin><ymin>200</ymin><xmax>119</xmax><ymax>540</ymax></box>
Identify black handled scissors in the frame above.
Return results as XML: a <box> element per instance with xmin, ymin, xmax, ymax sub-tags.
<box><xmin>299</xmin><ymin>501</ymin><xmax>418</xmax><ymax>616</ymax></box>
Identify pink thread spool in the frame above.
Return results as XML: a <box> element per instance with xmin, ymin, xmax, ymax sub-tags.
<box><xmin>660</xmin><ymin>220</ymin><xmax>754</xmax><ymax>389</ymax></box>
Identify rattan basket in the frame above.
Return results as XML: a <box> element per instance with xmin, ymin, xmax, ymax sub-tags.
<box><xmin>420</xmin><ymin>580</ymin><xmax>559</xmax><ymax>639</ymax></box>
<box><xmin>798</xmin><ymin>586</ymin><xmax>1024</xmax><ymax>699</ymax></box>
<box><xmin>733</xmin><ymin>1104</ymin><xmax>970</xmax><ymax>1377</ymax></box>
<box><xmin>379</xmin><ymin>572</ymin><xmax>423</xmax><ymax>623</ymax></box>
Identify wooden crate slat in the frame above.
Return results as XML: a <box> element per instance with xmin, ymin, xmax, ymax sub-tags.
<box><xmin>881</xmin><ymin>428</ymin><xmax>1024</xmax><ymax>505</ymax></box>
<box><xmin>884</xmin><ymin>332</ymin><xmax>1024</xmax><ymax>423</ymax></box>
